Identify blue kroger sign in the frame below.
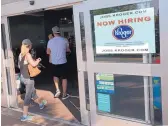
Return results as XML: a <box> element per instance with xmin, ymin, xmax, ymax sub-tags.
<box><xmin>112</xmin><ymin>25</ymin><xmax>134</xmax><ymax>40</ymax></box>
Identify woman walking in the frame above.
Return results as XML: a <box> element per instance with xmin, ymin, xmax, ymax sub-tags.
<box><xmin>19</xmin><ymin>39</ymin><xmax>47</xmax><ymax>121</ymax></box>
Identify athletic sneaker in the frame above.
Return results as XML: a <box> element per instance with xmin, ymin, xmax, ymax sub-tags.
<box><xmin>54</xmin><ymin>91</ymin><xmax>61</xmax><ymax>98</ymax></box>
<box><xmin>20</xmin><ymin>115</ymin><xmax>34</xmax><ymax>121</ymax></box>
<box><xmin>39</xmin><ymin>100</ymin><xmax>47</xmax><ymax>109</ymax></box>
<box><xmin>62</xmin><ymin>94</ymin><xmax>70</xmax><ymax>100</ymax></box>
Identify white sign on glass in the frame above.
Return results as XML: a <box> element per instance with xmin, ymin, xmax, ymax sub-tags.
<box><xmin>94</xmin><ymin>8</ymin><xmax>155</xmax><ymax>54</ymax></box>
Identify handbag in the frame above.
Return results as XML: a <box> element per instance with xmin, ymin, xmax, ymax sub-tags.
<box><xmin>28</xmin><ymin>64</ymin><xmax>41</xmax><ymax>77</ymax></box>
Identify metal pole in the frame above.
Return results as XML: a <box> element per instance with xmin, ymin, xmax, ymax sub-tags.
<box><xmin>143</xmin><ymin>54</ymin><xmax>150</xmax><ymax>123</ymax></box>
<box><xmin>149</xmin><ymin>54</ymin><xmax>154</xmax><ymax>125</ymax></box>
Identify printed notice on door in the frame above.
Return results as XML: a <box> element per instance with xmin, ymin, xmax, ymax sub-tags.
<box><xmin>97</xmin><ymin>93</ymin><xmax>111</xmax><ymax>113</ymax></box>
<box><xmin>94</xmin><ymin>8</ymin><xmax>155</xmax><ymax>54</ymax></box>
<box><xmin>96</xmin><ymin>73</ymin><xmax>114</xmax><ymax>94</ymax></box>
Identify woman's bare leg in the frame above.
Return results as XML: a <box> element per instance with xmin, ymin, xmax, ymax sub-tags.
<box><xmin>23</xmin><ymin>106</ymin><xmax>29</xmax><ymax>116</ymax></box>
<box><xmin>54</xmin><ymin>77</ymin><xmax>60</xmax><ymax>92</ymax></box>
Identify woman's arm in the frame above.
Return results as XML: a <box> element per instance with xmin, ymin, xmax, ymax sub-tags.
<box><xmin>26</xmin><ymin>53</ymin><xmax>40</xmax><ymax>67</ymax></box>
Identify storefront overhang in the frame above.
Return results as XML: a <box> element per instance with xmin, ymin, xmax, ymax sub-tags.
<box><xmin>2</xmin><ymin>0</ymin><xmax>83</xmax><ymax>17</ymax></box>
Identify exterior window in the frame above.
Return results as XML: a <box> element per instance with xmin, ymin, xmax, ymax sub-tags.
<box><xmin>94</xmin><ymin>73</ymin><xmax>162</xmax><ymax>125</ymax></box>
<box><xmin>90</xmin><ymin>1</ymin><xmax>160</xmax><ymax>64</ymax></box>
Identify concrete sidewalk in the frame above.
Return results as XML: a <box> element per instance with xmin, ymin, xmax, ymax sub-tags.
<box><xmin>1</xmin><ymin>107</ymin><xmax>81</xmax><ymax>126</ymax></box>
<box><xmin>2</xmin><ymin>114</ymin><xmax>39</xmax><ymax>126</ymax></box>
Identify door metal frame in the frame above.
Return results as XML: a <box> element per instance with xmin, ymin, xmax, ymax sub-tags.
<box><xmin>158</xmin><ymin>0</ymin><xmax>168</xmax><ymax>125</ymax></box>
<box><xmin>1</xmin><ymin>16</ymin><xmax>18</xmax><ymax>108</ymax></box>
<box><xmin>1</xmin><ymin>22</ymin><xmax>9</xmax><ymax>107</ymax></box>
<box><xmin>74</xmin><ymin>0</ymin><xmax>168</xmax><ymax>125</ymax></box>
<box><xmin>73</xmin><ymin>3</ymin><xmax>90</xmax><ymax>126</ymax></box>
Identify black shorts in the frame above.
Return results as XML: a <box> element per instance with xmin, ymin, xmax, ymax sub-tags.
<box><xmin>51</xmin><ymin>63</ymin><xmax>67</xmax><ymax>79</ymax></box>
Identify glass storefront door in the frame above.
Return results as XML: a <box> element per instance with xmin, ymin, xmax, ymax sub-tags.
<box><xmin>3</xmin><ymin>8</ymin><xmax>90</xmax><ymax>125</ymax></box>
<box><xmin>1</xmin><ymin>51</ymin><xmax>9</xmax><ymax>107</ymax></box>
<box><xmin>1</xmin><ymin>25</ymin><xmax>8</xmax><ymax>107</ymax></box>
<box><xmin>74</xmin><ymin>0</ymin><xmax>168</xmax><ymax>125</ymax></box>
<box><xmin>2</xmin><ymin>7</ymin><xmax>90</xmax><ymax>126</ymax></box>
<box><xmin>1</xmin><ymin>20</ymin><xmax>9</xmax><ymax>107</ymax></box>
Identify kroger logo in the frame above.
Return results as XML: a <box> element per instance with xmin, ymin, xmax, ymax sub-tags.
<box><xmin>112</xmin><ymin>25</ymin><xmax>134</xmax><ymax>40</ymax></box>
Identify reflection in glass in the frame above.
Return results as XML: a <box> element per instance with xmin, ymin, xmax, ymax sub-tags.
<box><xmin>95</xmin><ymin>74</ymin><xmax>145</xmax><ymax>120</ymax></box>
<box><xmin>79</xmin><ymin>12</ymin><xmax>87</xmax><ymax>61</ymax></box>
<box><xmin>90</xmin><ymin>1</ymin><xmax>160</xmax><ymax>64</ymax></box>
<box><xmin>152</xmin><ymin>77</ymin><xmax>162</xmax><ymax>125</ymax></box>
<box><xmin>84</xmin><ymin>71</ymin><xmax>90</xmax><ymax>110</ymax></box>
<box><xmin>95</xmin><ymin>74</ymin><xmax>162</xmax><ymax>125</ymax></box>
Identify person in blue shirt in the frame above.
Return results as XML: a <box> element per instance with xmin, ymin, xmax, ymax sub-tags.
<box><xmin>47</xmin><ymin>26</ymin><xmax>71</xmax><ymax>100</ymax></box>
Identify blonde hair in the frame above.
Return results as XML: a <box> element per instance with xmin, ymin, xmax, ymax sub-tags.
<box><xmin>20</xmin><ymin>44</ymin><xmax>30</xmax><ymax>57</ymax></box>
